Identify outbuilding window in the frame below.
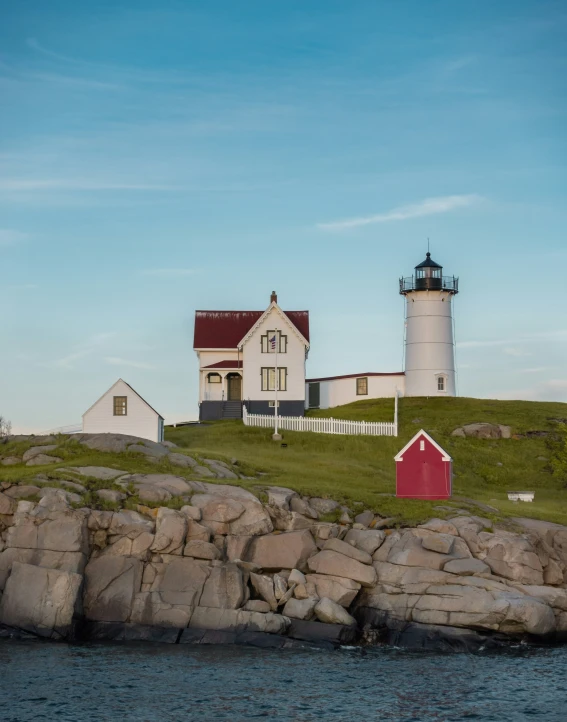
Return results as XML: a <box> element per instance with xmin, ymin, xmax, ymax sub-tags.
<box><xmin>356</xmin><ymin>377</ymin><xmax>368</xmax><ymax>395</ymax></box>
<box><xmin>113</xmin><ymin>396</ymin><xmax>127</xmax><ymax>416</ymax></box>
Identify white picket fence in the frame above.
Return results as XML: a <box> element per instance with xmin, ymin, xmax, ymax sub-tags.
<box><xmin>242</xmin><ymin>404</ymin><xmax>397</xmax><ymax>437</ymax></box>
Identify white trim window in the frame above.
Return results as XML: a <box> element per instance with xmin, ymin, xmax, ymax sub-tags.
<box><xmin>261</xmin><ymin>367</ymin><xmax>287</xmax><ymax>391</ymax></box>
<box><xmin>436</xmin><ymin>374</ymin><xmax>447</xmax><ymax>392</ymax></box>
<box><xmin>261</xmin><ymin>330</ymin><xmax>287</xmax><ymax>354</ymax></box>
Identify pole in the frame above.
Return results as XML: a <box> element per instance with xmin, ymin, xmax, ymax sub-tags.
<box><xmin>273</xmin><ymin>327</ymin><xmax>280</xmax><ymax>440</ymax></box>
<box><xmin>394</xmin><ymin>390</ymin><xmax>399</xmax><ymax>436</ymax></box>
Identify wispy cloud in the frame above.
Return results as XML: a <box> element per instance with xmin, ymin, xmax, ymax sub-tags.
<box><xmin>503</xmin><ymin>347</ymin><xmax>531</xmax><ymax>357</ymax></box>
<box><xmin>520</xmin><ymin>367</ymin><xmax>557</xmax><ymax>373</ymax></box>
<box><xmin>104</xmin><ymin>357</ymin><xmax>155</xmax><ymax>371</ymax></box>
<box><xmin>317</xmin><ymin>194</ymin><xmax>482</xmax><ymax>231</ymax></box>
<box><xmin>0</xmin><ymin>228</ymin><xmax>27</xmax><ymax>245</ymax></box>
<box><xmin>52</xmin><ymin>332</ymin><xmax>117</xmax><ymax>370</ymax></box>
<box><xmin>458</xmin><ymin>329</ymin><xmax>567</xmax><ymax>349</ymax></box>
<box><xmin>6</xmin><ymin>283</ymin><xmax>38</xmax><ymax>290</ymax></box>
<box><xmin>139</xmin><ymin>268</ymin><xmax>199</xmax><ymax>277</ymax></box>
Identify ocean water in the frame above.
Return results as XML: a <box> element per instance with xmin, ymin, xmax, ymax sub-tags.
<box><xmin>1</xmin><ymin>641</ymin><xmax>566</xmax><ymax>721</ymax></box>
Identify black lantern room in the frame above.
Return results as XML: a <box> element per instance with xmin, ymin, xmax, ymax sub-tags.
<box><xmin>399</xmin><ymin>252</ymin><xmax>459</xmax><ymax>294</ymax></box>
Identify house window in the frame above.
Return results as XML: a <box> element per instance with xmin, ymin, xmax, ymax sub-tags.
<box><xmin>268</xmin><ymin>400</ymin><xmax>280</xmax><ymax>408</ymax></box>
<box><xmin>261</xmin><ymin>367</ymin><xmax>287</xmax><ymax>391</ymax></box>
<box><xmin>356</xmin><ymin>377</ymin><xmax>368</xmax><ymax>395</ymax></box>
<box><xmin>113</xmin><ymin>396</ymin><xmax>127</xmax><ymax>416</ymax></box>
<box><xmin>207</xmin><ymin>373</ymin><xmax>221</xmax><ymax>383</ymax></box>
<box><xmin>261</xmin><ymin>331</ymin><xmax>287</xmax><ymax>353</ymax></box>
<box><xmin>437</xmin><ymin>376</ymin><xmax>445</xmax><ymax>392</ymax></box>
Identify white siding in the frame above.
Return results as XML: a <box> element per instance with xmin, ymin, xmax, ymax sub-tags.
<box><xmin>242</xmin><ymin>307</ymin><xmax>306</xmax><ymax>402</ymax></box>
<box><xmin>404</xmin><ymin>290</ymin><xmax>456</xmax><ymax>397</ymax></box>
<box><xmin>307</xmin><ymin>374</ymin><xmax>405</xmax><ymax>410</ymax></box>
<box><xmin>196</xmin><ymin>350</ymin><xmax>240</xmax><ymax>403</ymax></box>
<box><xmin>82</xmin><ymin>380</ymin><xmax>162</xmax><ymax>442</ymax></box>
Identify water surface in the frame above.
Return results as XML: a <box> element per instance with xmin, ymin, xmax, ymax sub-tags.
<box><xmin>1</xmin><ymin>641</ymin><xmax>566</xmax><ymax>721</ymax></box>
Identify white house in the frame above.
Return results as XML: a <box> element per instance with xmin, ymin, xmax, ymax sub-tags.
<box><xmin>306</xmin><ymin>372</ymin><xmax>405</xmax><ymax>410</ymax></box>
<box><xmin>194</xmin><ymin>292</ymin><xmax>310</xmax><ymax>420</ymax></box>
<box><xmin>82</xmin><ymin>379</ymin><xmax>165</xmax><ymax>442</ymax></box>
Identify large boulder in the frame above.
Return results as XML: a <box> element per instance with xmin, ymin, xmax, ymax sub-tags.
<box><xmin>0</xmin><ymin>548</ymin><xmax>86</xmax><ymax>590</ymax></box>
<box><xmin>26</xmin><ymin>454</ymin><xmax>63</xmax><ymax>466</ymax></box>
<box><xmin>22</xmin><ymin>445</ymin><xmax>58</xmax><ymax>462</ymax></box>
<box><xmin>451</xmin><ymin>423</ymin><xmax>511</xmax><ymax>439</ymax></box>
<box><xmin>249</xmin><ymin>572</ymin><xmax>278</xmax><ymax>611</ymax></box>
<box><xmin>108</xmin><ymin>510</ymin><xmax>154</xmax><ymax>539</ymax></box>
<box><xmin>282</xmin><ymin>597</ymin><xmax>318</xmax><ymax>620</ymax></box>
<box><xmin>245</xmin><ymin>530</ymin><xmax>317</xmax><ymax>571</ymax></box>
<box><xmin>314</xmin><ymin>597</ymin><xmax>357</xmax><ymax>626</ymax></box>
<box><xmin>65</xmin><ymin>466</ymin><xmax>127</xmax><ymax>480</ymax></box>
<box><xmin>150</xmin><ymin>508</ymin><xmax>187</xmax><ymax>555</ymax></box>
<box><xmin>322</xmin><ymin>538</ymin><xmax>373</xmax><ymax>565</ymax></box>
<box><xmin>188</xmin><ymin>607</ymin><xmax>289</xmax><ymax>635</ymax></box>
<box><xmin>305</xmin><ymin>573</ymin><xmax>360</xmax><ymax>607</ymax></box>
<box><xmin>307</xmin><ymin>550</ymin><xmax>377</xmax><ymax>587</ymax></box>
<box><xmin>83</xmin><ymin>556</ymin><xmax>143</xmax><ymax>622</ymax></box>
<box><xmin>0</xmin><ymin>562</ymin><xmax>82</xmax><ymax>639</ymax></box>
<box><xmin>343</xmin><ymin>529</ymin><xmax>385</xmax><ymax>556</ymax></box>
<box><xmin>200</xmin><ymin>563</ymin><xmax>246</xmax><ymax>609</ymax></box>
<box><xmin>118</xmin><ymin>474</ymin><xmax>192</xmax><ymax>497</ymax></box>
<box><xmin>476</xmin><ymin>530</ymin><xmax>544</xmax><ymax>585</ymax></box>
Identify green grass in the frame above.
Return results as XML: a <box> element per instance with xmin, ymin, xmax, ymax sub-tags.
<box><xmin>164</xmin><ymin>397</ymin><xmax>567</xmax><ymax>526</ymax></box>
<box><xmin>1</xmin><ymin>397</ymin><xmax>566</xmax><ymax>525</ymax></box>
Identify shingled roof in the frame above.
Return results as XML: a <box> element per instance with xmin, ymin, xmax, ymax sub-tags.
<box><xmin>194</xmin><ymin>310</ymin><xmax>310</xmax><ymax>349</ymax></box>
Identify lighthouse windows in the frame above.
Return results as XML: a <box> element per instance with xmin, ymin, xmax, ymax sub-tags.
<box><xmin>436</xmin><ymin>375</ymin><xmax>447</xmax><ymax>392</ymax></box>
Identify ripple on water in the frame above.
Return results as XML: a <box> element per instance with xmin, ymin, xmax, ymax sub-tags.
<box><xmin>0</xmin><ymin>642</ymin><xmax>566</xmax><ymax>722</ymax></box>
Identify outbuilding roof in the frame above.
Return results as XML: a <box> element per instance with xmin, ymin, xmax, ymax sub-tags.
<box><xmin>82</xmin><ymin>379</ymin><xmax>163</xmax><ymax>419</ymax></box>
<box><xmin>194</xmin><ymin>310</ymin><xmax>310</xmax><ymax>349</ymax></box>
<box><xmin>306</xmin><ymin>372</ymin><xmax>404</xmax><ymax>383</ymax></box>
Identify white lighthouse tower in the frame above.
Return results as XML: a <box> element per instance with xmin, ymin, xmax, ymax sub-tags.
<box><xmin>400</xmin><ymin>252</ymin><xmax>459</xmax><ymax>397</ymax></box>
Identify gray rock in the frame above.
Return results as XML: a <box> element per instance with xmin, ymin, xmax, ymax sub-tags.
<box><xmin>0</xmin><ymin>548</ymin><xmax>86</xmax><ymax>591</ymax></box>
<box><xmin>196</xmin><ymin>496</ymin><xmax>246</xmax><ymax>523</ymax></box>
<box><xmin>186</xmin><ymin>520</ymin><xmax>212</xmax><ymax>542</ymax></box>
<box><xmin>245</xmin><ymin>530</ymin><xmax>317</xmax><ymax>572</ymax></box>
<box><xmin>119</xmin><ymin>474</ymin><xmax>192</xmax><ymax>497</ymax></box>
<box><xmin>0</xmin><ymin>562</ymin><xmax>82</xmax><ymax>639</ymax></box>
<box><xmin>189</xmin><ymin>607</ymin><xmax>289</xmax><ymax>635</ymax></box>
<box><xmin>309</xmin><ymin>498</ymin><xmax>339</xmax><ymax>516</ymax></box>
<box><xmin>305</xmin><ymin>573</ymin><xmax>361</xmax><ymax>607</ymax></box>
<box><xmin>66</xmin><ymin>466</ymin><xmax>128</xmax><ymax>480</ymax></box>
<box><xmin>288</xmin><ymin>568</ymin><xmax>306</xmax><ymax>585</ymax></box>
<box><xmin>108</xmin><ymin>510</ymin><xmax>154</xmax><ymax>538</ymax></box>
<box><xmin>83</xmin><ymin>556</ymin><xmax>143</xmax><ymax>622</ymax></box>
<box><xmin>243</xmin><ymin>600</ymin><xmax>271</xmax><ymax>613</ymax></box>
<box><xmin>422</xmin><ymin>534</ymin><xmax>454</xmax><ymax>555</ymax></box>
<box><xmin>322</xmin><ymin>538</ymin><xmax>373</xmax><ymax>565</ymax></box>
<box><xmin>283</xmin><ymin>596</ymin><xmax>318</xmax><ymax>620</ymax></box>
<box><xmin>290</xmin><ymin>496</ymin><xmax>318</xmax><ymax>519</ymax></box>
<box><xmin>1</xmin><ymin>457</ymin><xmax>21</xmax><ymax>466</ymax></box>
<box><xmin>135</xmin><ymin>485</ymin><xmax>172</xmax><ymax>503</ymax></box>
<box><xmin>343</xmin><ymin>529</ymin><xmax>385</xmax><ymax>556</ymax></box>
<box><xmin>273</xmin><ymin>573</ymin><xmax>288</xmax><ymax>600</ymax></box>
<box><xmin>151</xmin><ymin>557</ymin><xmax>211</xmax><ymax>607</ymax></box>
<box><xmin>266</xmin><ymin>487</ymin><xmax>297</xmax><ymax>510</ymax></box>
<box><xmin>5</xmin><ymin>485</ymin><xmax>40</xmax><ymax>501</ymax></box>
<box><xmin>99</xmin><ymin>532</ymin><xmax>154</xmax><ymax>561</ymax></box>
<box><xmin>188</xmin><ymin>481</ymin><xmax>259</xmax><ymax>503</ymax></box>
<box><xmin>25</xmin><ymin>454</ymin><xmax>62</xmax><ymax>466</ymax></box>
<box><xmin>314</xmin><ymin>597</ymin><xmax>357</xmax><ymax>626</ymax></box>
<box><xmin>5</xmin><ymin>500</ymin><xmax>89</xmax><ymax>554</ymax></box>
<box><xmin>128</xmin><ymin>443</ymin><xmax>169</xmax><ymax>459</ymax></box>
<box><xmin>307</xmin><ymin>550</ymin><xmax>377</xmax><ymax>587</ymax></box>
<box><xmin>202</xmin><ymin>459</ymin><xmax>239</xmax><ymax>479</ymax></box>
<box><xmin>151</xmin><ymin>508</ymin><xmax>187</xmax><ymax>555</ymax></box>
<box><xmin>0</xmin><ymin>491</ymin><xmax>15</xmax><ymax>514</ymax></box>
<box><xmin>58</xmin><ymin>480</ymin><xmax>87</xmax><ymax>493</ymax></box>
<box><xmin>354</xmin><ymin>510</ymin><xmax>375</xmax><ymax>527</ymax></box>
<box><xmin>183</xmin><ymin>540</ymin><xmax>221</xmax><ymax>560</ymax></box>
<box><xmin>249</xmin><ymin>572</ymin><xmax>278</xmax><ymax>611</ymax></box>
<box><xmin>443</xmin><ymin>558</ymin><xmax>491</xmax><ymax>576</ymax></box>
<box><xmin>453</xmin><ymin>423</ymin><xmax>511</xmax><ymax>439</ymax></box>
<box><xmin>180</xmin><ymin>505</ymin><xmax>202</xmax><ymax>521</ymax></box>
<box><xmin>418</xmin><ymin>519</ymin><xmax>459</xmax><ymax>535</ymax></box>
<box><xmin>200</xmin><ymin>563</ymin><xmax>246</xmax><ymax>609</ymax></box>
<box><xmin>96</xmin><ymin>490</ymin><xmax>126</xmax><ymax>503</ymax></box>
<box><xmin>22</xmin><ymin>445</ymin><xmax>58</xmax><ymax>462</ymax></box>
<box><xmin>161</xmin><ymin>441</ymin><xmax>178</xmax><ymax>449</ymax></box>
<box><xmin>226</xmin><ymin>535</ymin><xmax>252</xmax><ymax>562</ymax></box>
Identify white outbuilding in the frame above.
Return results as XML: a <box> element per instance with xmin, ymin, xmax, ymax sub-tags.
<box><xmin>82</xmin><ymin>379</ymin><xmax>164</xmax><ymax>443</ymax></box>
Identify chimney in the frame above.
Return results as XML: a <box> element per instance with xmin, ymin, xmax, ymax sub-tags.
<box><xmin>270</xmin><ymin>291</ymin><xmax>277</xmax><ymax>304</ymax></box>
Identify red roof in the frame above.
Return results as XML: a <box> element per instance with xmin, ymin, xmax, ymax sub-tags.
<box><xmin>203</xmin><ymin>360</ymin><xmax>243</xmax><ymax>369</ymax></box>
<box><xmin>194</xmin><ymin>310</ymin><xmax>310</xmax><ymax>348</ymax></box>
<box><xmin>306</xmin><ymin>372</ymin><xmax>404</xmax><ymax>382</ymax></box>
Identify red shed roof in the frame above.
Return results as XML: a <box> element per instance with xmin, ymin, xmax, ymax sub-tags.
<box><xmin>194</xmin><ymin>310</ymin><xmax>310</xmax><ymax>349</ymax></box>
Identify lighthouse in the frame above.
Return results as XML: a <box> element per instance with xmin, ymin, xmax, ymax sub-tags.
<box><xmin>399</xmin><ymin>252</ymin><xmax>459</xmax><ymax>397</ymax></box>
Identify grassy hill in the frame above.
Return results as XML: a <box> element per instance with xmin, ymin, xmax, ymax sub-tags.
<box><xmin>1</xmin><ymin>397</ymin><xmax>565</xmax><ymax>527</ymax></box>
<box><xmin>165</xmin><ymin>396</ymin><xmax>567</xmax><ymax>526</ymax></box>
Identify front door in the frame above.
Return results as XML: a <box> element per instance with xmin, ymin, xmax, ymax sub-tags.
<box><xmin>227</xmin><ymin>374</ymin><xmax>242</xmax><ymax>401</ymax></box>
<box><xmin>309</xmin><ymin>382</ymin><xmax>320</xmax><ymax>408</ymax></box>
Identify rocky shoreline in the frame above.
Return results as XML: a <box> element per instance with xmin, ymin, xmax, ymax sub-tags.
<box><xmin>1</xmin><ymin>433</ymin><xmax>567</xmax><ymax>652</ymax></box>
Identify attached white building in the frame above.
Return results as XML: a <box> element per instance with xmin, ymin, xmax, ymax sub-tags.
<box><xmin>306</xmin><ymin>372</ymin><xmax>405</xmax><ymax>410</ymax></box>
<box><xmin>194</xmin><ymin>292</ymin><xmax>310</xmax><ymax>420</ymax></box>
<box><xmin>82</xmin><ymin>379</ymin><xmax>165</xmax><ymax>442</ymax></box>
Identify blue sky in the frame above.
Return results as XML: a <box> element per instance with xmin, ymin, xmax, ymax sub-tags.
<box><xmin>1</xmin><ymin>0</ymin><xmax>566</xmax><ymax>432</ymax></box>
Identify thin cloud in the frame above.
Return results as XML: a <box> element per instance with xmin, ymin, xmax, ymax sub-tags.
<box><xmin>6</xmin><ymin>283</ymin><xmax>38</xmax><ymax>290</ymax></box>
<box><xmin>139</xmin><ymin>268</ymin><xmax>199</xmax><ymax>277</ymax></box>
<box><xmin>459</xmin><ymin>329</ymin><xmax>567</xmax><ymax>349</ymax></box>
<box><xmin>104</xmin><ymin>357</ymin><xmax>155</xmax><ymax>371</ymax></box>
<box><xmin>317</xmin><ymin>194</ymin><xmax>482</xmax><ymax>231</ymax></box>
<box><xmin>502</xmin><ymin>347</ymin><xmax>531</xmax><ymax>357</ymax></box>
<box><xmin>51</xmin><ymin>332</ymin><xmax>117</xmax><ymax>370</ymax></box>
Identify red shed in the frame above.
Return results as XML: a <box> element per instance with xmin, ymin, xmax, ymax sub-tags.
<box><xmin>394</xmin><ymin>429</ymin><xmax>452</xmax><ymax>500</ymax></box>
